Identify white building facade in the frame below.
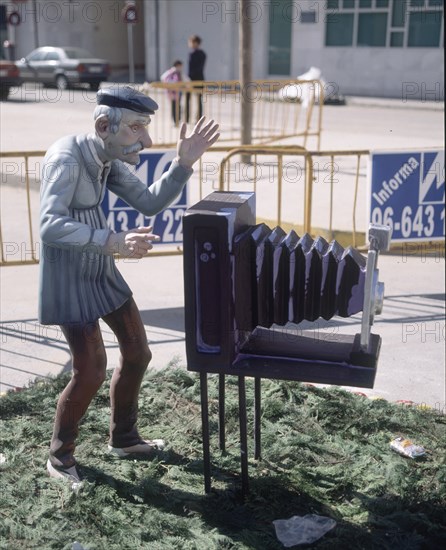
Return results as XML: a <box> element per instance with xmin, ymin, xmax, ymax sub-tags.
<box><xmin>1</xmin><ymin>0</ymin><xmax>443</xmax><ymax>100</ymax></box>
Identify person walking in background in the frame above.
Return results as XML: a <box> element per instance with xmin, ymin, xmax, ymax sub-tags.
<box><xmin>161</xmin><ymin>60</ymin><xmax>184</xmax><ymax>125</ymax></box>
<box><xmin>185</xmin><ymin>35</ymin><xmax>206</xmax><ymax>123</ymax></box>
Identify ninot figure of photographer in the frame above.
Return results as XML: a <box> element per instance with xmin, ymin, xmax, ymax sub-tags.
<box><xmin>39</xmin><ymin>85</ymin><xmax>219</xmax><ymax>487</ymax></box>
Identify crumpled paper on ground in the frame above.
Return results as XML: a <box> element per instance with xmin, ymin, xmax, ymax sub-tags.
<box><xmin>273</xmin><ymin>514</ymin><xmax>336</xmax><ymax>547</ymax></box>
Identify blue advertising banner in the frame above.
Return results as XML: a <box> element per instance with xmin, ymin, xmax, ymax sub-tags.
<box><xmin>101</xmin><ymin>150</ymin><xmax>187</xmax><ymax>245</ymax></box>
<box><xmin>368</xmin><ymin>150</ymin><xmax>445</xmax><ymax>242</ymax></box>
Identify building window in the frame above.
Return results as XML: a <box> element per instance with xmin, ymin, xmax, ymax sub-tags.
<box><xmin>325</xmin><ymin>0</ymin><xmax>443</xmax><ymax>48</ymax></box>
<box><xmin>326</xmin><ymin>14</ymin><xmax>354</xmax><ymax>46</ymax></box>
<box><xmin>390</xmin><ymin>31</ymin><xmax>404</xmax><ymax>46</ymax></box>
<box><xmin>301</xmin><ymin>11</ymin><xmax>317</xmax><ymax>23</ymax></box>
<box><xmin>408</xmin><ymin>11</ymin><xmax>442</xmax><ymax>47</ymax></box>
<box><xmin>392</xmin><ymin>0</ymin><xmax>406</xmax><ymax>27</ymax></box>
<box><xmin>268</xmin><ymin>0</ymin><xmax>292</xmax><ymax>75</ymax></box>
<box><xmin>358</xmin><ymin>13</ymin><xmax>388</xmax><ymax>46</ymax></box>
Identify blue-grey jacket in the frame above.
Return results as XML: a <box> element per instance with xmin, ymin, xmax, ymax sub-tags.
<box><xmin>39</xmin><ymin>133</ymin><xmax>192</xmax><ymax>325</ymax></box>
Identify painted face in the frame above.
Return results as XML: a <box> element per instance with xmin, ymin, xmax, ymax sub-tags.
<box><xmin>106</xmin><ymin>110</ymin><xmax>152</xmax><ymax>165</ymax></box>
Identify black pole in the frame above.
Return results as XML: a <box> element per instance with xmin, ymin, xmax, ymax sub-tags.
<box><xmin>200</xmin><ymin>372</ymin><xmax>211</xmax><ymax>493</ymax></box>
<box><xmin>238</xmin><ymin>375</ymin><xmax>249</xmax><ymax>496</ymax></box>
<box><xmin>254</xmin><ymin>377</ymin><xmax>261</xmax><ymax>460</ymax></box>
<box><xmin>32</xmin><ymin>0</ymin><xmax>39</xmax><ymax>49</ymax></box>
<box><xmin>218</xmin><ymin>374</ymin><xmax>226</xmax><ymax>451</ymax></box>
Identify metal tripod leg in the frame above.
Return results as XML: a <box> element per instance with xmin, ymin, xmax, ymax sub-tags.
<box><xmin>218</xmin><ymin>373</ymin><xmax>225</xmax><ymax>451</ymax></box>
<box><xmin>254</xmin><ymin>377</ymin><xmax>261</xmax><ymax>460</ymax></box>
<box><xmin>200</xmin><ymin>372</ymin><xmax>211</xmax><ymax>493</ymax></box>
<box><xmin>238</xmin><ymin>375</ymin><xmax>249</xmax><ymax>495</ymax></box>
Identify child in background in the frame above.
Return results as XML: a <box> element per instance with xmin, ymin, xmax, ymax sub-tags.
<box><xmin>161</xmin><ymin>60</ymin><xmax>183</xmax><ymax>125</ymax></box>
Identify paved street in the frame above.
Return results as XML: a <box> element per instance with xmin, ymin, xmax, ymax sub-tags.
<box><xmin>2</xmin><ymin>84</ymin><xmax>444</xmax><ymax>151</ymax></box>
<box><xmin>0</xmin><ymin>85</ymin><xmax>444</xmax><ymax>410</ymax></box>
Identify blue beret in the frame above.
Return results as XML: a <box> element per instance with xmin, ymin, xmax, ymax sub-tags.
<box><xmin>97</xmin><ymin>85</ymin><xmax>158</xmax><ymax>115</ymax></box>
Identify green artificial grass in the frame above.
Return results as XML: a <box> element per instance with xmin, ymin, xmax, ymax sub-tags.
<box><xmin>1</xmin><ymin>362</ymin><xmax>445</xmax><ymax>550</ymax></box>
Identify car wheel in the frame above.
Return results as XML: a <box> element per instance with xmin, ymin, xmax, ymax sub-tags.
<box><xmin>55</xmin><ymin>75</ymin><xmax>68</xmax><ymax>90</ymax></box>
<box><xmin>90</xmin><ymin>82</ymin><xmax>100</xmax><ymax>91</ymax></box>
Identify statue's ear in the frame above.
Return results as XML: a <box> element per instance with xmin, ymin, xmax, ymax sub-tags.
<box><xmin>95</xmin><ymin>115</ymin><xmax>110</xmax><ymax>139</ymax></box>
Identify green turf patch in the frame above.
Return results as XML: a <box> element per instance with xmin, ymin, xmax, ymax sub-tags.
<box><xmin>1</xmin><ymin>363</ymin><xmax>445</xmax><ymax>549</ymax></box>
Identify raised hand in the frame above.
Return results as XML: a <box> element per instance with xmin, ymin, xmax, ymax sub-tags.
<box><xmin>176</xmin><ymin>116</ymin><xmax>220</xmax><ymax>169</ymax></box>
<box><xmin>106</xmin><ymin>226</ymin><xmax>160</xmax><ymax>258</ymax></box>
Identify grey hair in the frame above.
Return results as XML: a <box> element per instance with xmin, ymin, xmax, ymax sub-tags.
<box><xmin>93</xmin><ymin>105</ymin><xmax>122</xmax><ymax>134</ymax></box>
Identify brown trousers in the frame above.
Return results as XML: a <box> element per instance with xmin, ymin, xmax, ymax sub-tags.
<box><xmin>49</xmin><ymin>298</ymin><xmax>151</xmax><ymax>468</ymax></box>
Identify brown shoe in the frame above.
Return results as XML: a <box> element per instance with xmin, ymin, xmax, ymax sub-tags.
<box><xmin>107</xmin><ymin>439</ymin><xmax>165</xmax><ymax>457</ymax></box>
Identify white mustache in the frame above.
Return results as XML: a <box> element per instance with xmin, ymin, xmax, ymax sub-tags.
<box><xmin>122</xmin><ymin>142</ymin><xmax>144</xmax><ymax>155</ymax></box>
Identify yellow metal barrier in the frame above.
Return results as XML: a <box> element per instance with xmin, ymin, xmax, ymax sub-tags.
<box><xmin>306</xmin><ymin>150</ymin><xmax>370</xmax><ymax>248</ymax></box>
<box><xmin>217</xmin><ymin>145</ymin><xmax>311</xmax><ymax>231</ymax></box>
<box><xmin>0</xmin><ymin>147</ymin><xmax>237</xmax><ymax>266</ymax></box>
<box><xmin>0</xmin><ymin>151</ymin><xmax>45</xmax><ymax>266</ymax></box>
<box><xmin>0</xmin><ymin>145</ymin><xmax>372</xmax><ymax>267</ymax></box>
<box><xmin>3</xmin><ymin>144</ymin><xmax>443</xmax><ymax>267</ymax></box>
<box><xmin>143</xmin><ymin>79</ymin><xmax>324</xmax><ymax>149</ymax></box>
<box><xmin>0</xmin><ymin>149</ymin><xmax>188</xmax><ymax>267</ymax></box>
<box><xmin>216</xmin><ymin>146</ymin><xmax>372</xmax><ymax>247</ymax></box>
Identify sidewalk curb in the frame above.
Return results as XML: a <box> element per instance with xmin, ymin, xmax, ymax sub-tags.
<box><xmin>345</xmin><ymin>96</ymin><xmax>444</xmax><ymax>112</ymax></box>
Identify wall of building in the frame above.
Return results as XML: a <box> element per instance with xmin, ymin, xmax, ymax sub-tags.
<box><xmin>292</xmin><ymin>0</ymin><xmax>444</xmax><ymax>99</ymax></box>
<box><xmin>145</xmin><ymin>0</ymin><xmax>443</xmax><ymax>99</ymax></box>
<box><xmin>143</xmin><ymin>0</ymin><xmax>240</xmax><ymax>82</ymax></box>
<box><xmin>294</xmin><ymin>44</ymin><xmax>443</xmax><ymax>99</ymax></box>
<box><xmin>1</xmin><ymin>0</ymin><xmax>443</xmax><ymax>99</ymax></box>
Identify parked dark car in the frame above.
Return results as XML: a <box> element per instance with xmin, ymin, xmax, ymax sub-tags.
<box><xmin>16</xmin><ymin>47</ymin><xmax>110</xmax><ymax>90</ymax></box>
<box><xmin>0</xmin><ymin>59</ymin><xmax>21</xmax><ymax>100</ymax></box>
